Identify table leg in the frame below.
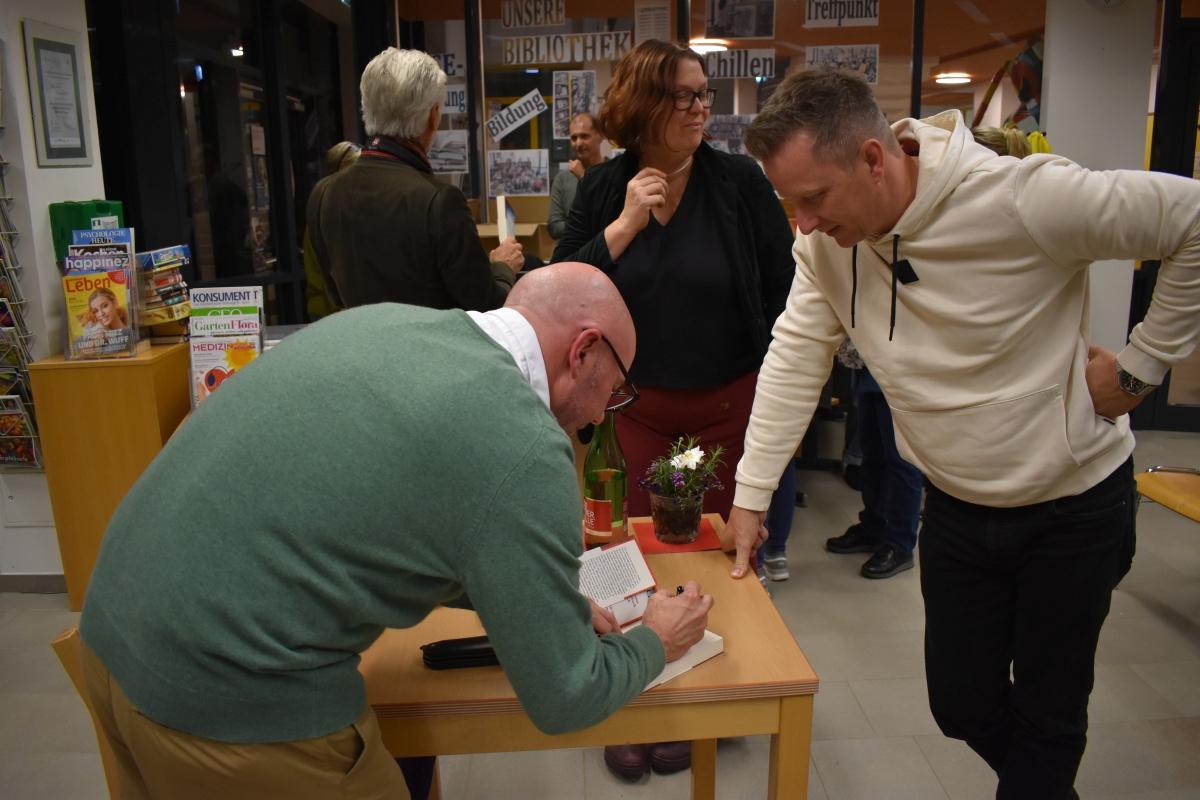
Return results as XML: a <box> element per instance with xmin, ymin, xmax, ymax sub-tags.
<box><xmin>690</xmin><ymin>738</ymin><xmax>718</xmax><ymax>800</ymax></box>
<box><xmin>768</xmin><ymin>695</ymin><xmax>814</xmax><ymax>799</ymax></box>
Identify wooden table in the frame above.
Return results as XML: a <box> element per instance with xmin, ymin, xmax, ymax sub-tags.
<box><xmin>29</xmin><ymin>343</ymin><xmax>191</xmax><ymax>609</ymax></box>
<box><xmin>359</xmin><ymin>522</ymin><xmax>819</xmax><ymax>799</ymax></box>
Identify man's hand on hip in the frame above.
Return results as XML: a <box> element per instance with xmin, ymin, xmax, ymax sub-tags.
<box><xmin>1086</xmin><ymin>344</ymin><xmax>1148</xmax><ymax>419</ymax></box>
<box><xmin>728</xmin><ymin>505</ymin><xmax>768</xmax><ymax>579</ymax></box>
<box><xmin>641</xmin><ymin>581</ymin><xmax>713</xmax><ymax>661</ymax></box>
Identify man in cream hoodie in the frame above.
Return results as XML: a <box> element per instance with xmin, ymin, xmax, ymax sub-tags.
<box><xmin>727</xmin><ymin>69</ymin><xmax>1200</xmax><ymax>797</ymax></box>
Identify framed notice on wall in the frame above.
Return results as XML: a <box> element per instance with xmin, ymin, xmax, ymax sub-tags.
<box><xmin>22</xmin><ymin>20</ymin><xmax>92</xmax><ymax>167</ymax></box>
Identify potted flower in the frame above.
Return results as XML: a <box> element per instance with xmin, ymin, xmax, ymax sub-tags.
<box><xmin>638</xmin><ymin>436</ymin><xmax>725</xmax><ymax>544</ymax></box>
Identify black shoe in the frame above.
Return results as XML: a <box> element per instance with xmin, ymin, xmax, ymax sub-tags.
<box><xmin>860</xmin><ymin>545</ymin><xmax>914</xmax><ymax>579</ymax></box>
<box><xmin>826</xmin><ymin>523</ymin><xmax>881</xmax><ymax>554</ymax></box>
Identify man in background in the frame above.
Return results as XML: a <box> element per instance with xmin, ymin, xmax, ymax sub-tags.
<box><xmin>548</xmin><ymin>112</ymin><xmax>606</xmax><ymax>240</ymax></box>
<box><xmin>308</xmin><ymin>48</ymin><xmax>522</xmax><ymax>311</ymax></box>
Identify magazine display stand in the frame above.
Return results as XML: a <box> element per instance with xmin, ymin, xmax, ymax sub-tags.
<box><xmin>28</xmin><ymin>343</ymin><xmax>190</xmax><ymax>609</ymax></box>
<box><xmin>0</xmin><ymin>76</ymin><xmax>42</xmax><ymax>469</ymax></box>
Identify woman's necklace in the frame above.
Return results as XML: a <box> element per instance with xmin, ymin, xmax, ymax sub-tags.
<box><xmin>664</xmin><ymin>156</ymin><xmax>694</xmax><ymax>179</ymax></box>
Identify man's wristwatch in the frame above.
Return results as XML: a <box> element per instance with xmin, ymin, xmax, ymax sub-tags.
<box><xmin>1115</xmin><ymin>364</ymin><xmax>1156</xmax><ymax>397</ymax></box>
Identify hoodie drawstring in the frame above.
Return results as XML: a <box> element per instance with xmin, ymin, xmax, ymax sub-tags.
<box><xmin>850</xmin><ymin>245</ymin><xmax>858</xmax><ymax>329</ymax></box>
<box><xmin>889</xmin><ymin>234</ymin><xmax>900</xmax><ymax>341</ymax></box>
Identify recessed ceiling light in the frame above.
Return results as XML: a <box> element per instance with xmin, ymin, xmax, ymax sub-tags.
<box><xmin>934</xmin><ymin>72</ymin><xmax>971</xmax><ymax>85</ymax></box>
<box><xmin>230</xmin><ymin>45</ymin><xmax>244</xmax><ymax>58</ymax></box>
<box><xmin>689</xmin><ymin>38</ymin><xmax>728</xmax><ymax>55</ymax></box>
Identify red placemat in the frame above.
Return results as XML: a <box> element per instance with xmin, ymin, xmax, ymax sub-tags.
<box><xmin>632</xmin><ymin>517</ymin><xmax>723</xmax><ymax>554</ymax></box>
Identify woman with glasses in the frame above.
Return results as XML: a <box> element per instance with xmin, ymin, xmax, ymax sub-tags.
<box><xmin>551</xmin><ymin>38</ymin><xmax>795</xmax><ymax>782</ymax></box>
<box><xmin>553</xmin><ymin>38</ymin><xmax>794</xmax><ymax>534</ymax></box>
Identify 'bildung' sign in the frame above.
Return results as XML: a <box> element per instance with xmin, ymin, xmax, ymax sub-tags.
<box><xmin>486</xmin><ymin>89</ymin><xmax>549</xmax><ymax>142</ymax></box>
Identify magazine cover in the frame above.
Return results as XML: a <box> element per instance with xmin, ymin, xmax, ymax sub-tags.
<box><xmin>190</xmin><ymin>336</ymin><xmax>261</xmax><ymax>405</ymax></box>
<box><xmin>0</xmin><ymin>326</ymin><xmax>29</xmax><ymax>369</ymax></box>
<box><xmin>0</xmin><ymin>394</ymin><xmax>38</xmax><ymax>466</ymax></box>
<box><xmin>189</xmin><ymin>286</ymin><xmax>263</xmax><ymax>337</ymax></box>
<box><xmin>63</xmin><ymin>269</ymin><xmax>137</xmax><ymax>359</ymax></box>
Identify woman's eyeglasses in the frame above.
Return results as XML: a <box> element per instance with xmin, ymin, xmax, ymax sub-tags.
<box><xmin>669</xmin><ymin>88</ymin><xmax>717</xmax><ymax>111</ymax></box>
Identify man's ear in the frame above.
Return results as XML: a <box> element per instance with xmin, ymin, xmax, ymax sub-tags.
<box><xmin>568</xmin><ymin>328</ymin><xmax>602</xmax><ymax>379</ymax></box>
<box><xmin>862</xmin><ymin>139</ymin><xmax>886</xmax><ymax>181</ymax></box>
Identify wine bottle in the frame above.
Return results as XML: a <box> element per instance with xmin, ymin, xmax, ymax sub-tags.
<box><xmin>582</xmin><ymin>411</ymin><xmax>628</xmax><ymax>547</ymax></box>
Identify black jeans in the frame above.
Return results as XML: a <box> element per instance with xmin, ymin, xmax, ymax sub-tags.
<box><xmin>920</xmin><ymin>458</ymin><xmax>1136</xmax><ymax>800</ymax></box>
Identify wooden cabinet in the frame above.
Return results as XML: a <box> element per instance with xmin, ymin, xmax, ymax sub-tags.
<box><xmin>29</xmin><ymin>343</ymin><xmax>190</xmax><ymax>609</ymax></box>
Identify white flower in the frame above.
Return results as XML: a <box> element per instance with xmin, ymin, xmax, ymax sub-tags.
<box><xmin>677</xmin><ymin>447</ymin><xmax>705</xmax><ymax>470</ymax></box>
<box><xmin>669</xmin><ymin>453</ymin><xmax>686</xmax><ymax>469</ymax></box>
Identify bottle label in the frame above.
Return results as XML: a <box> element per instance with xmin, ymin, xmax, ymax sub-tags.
<box><xmin>584</xmin><ymin>497</ymin><xmax>613</xmax><ymax>537</ymax></box>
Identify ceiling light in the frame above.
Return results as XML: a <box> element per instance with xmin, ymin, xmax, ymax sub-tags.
<box><xmin>934</xmin><ymin>72</ymin><xmax>971</xmax><ymax>85</ymax></box>
<box><xmin>689</xmin><ymin>38</ymin><xmax>728</xmax><ymax>55</ymax></box>
<box><xmin>230</xmin><ymin>45</ymin><xmax>244</xmax><ymax>58</ymax></box>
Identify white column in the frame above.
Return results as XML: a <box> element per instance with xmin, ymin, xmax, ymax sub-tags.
<box><xmin>1042</xmin><ymin>0</ymin><xmax>1156</xmax><ymax>352</ymax></box>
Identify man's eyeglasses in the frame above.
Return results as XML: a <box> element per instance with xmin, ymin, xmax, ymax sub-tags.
<box><xmin>598</xmin><ymin>334</ymin><xmax>639</xmax><ymax>412</ymax></box>
<box><xmin>669</xmin><ymin>88</ymin><xmax>717</xmax><ymax>111</ymax></box>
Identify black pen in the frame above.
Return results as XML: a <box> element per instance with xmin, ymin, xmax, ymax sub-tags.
<box><xmin>675</xmin><ymin>585</ymin><xmax>685</xmax><ymax>596</ymax></box>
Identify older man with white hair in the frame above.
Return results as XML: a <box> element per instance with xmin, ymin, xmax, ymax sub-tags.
<box><xmin>307</xmin><ymin>47</ymin><xmax>522</xmax><ymax>312</ymax></box>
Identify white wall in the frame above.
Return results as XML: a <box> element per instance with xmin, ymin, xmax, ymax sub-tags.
<box><xmin>973</xmin><ymin>79</ymin><xmax>1021</xmax><ymax>129</ymax></box>
<box><xmin>1042</xmin><ymin>0</ymin><xmax>1156</xmax><ymax>353</ymax></box>
<box><xmin>0</xmin><ymin>0</ymin><xmax>106</xmax><ymax>577</ymax></box>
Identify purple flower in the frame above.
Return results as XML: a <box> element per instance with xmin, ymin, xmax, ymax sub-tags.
<box><xmin>672</xmin><ymin>471</ymin><xmax>685</xmax><ymax>488</ymax></box>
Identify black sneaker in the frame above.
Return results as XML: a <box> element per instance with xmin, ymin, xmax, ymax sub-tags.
<box><xmin>860</xmin><ymin>544</ymin><xmax>914</xmax><ymax>579</ymax></box>
<box><xmin>826</xmin><ymin>523</ymin><xmax>881</xmax><ymax>554</ymax></box>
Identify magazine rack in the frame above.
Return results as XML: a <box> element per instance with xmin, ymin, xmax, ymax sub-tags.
<box><xmin>0</xmin><ymin>84</ymin><xmax>42</xmax><ymax>469</ymax></box>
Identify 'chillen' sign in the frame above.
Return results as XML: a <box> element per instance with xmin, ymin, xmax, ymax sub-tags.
<box><xmin>486</xmin><ymin>88</ymin><xmax>548</xmax><ymax>142</ymax></box>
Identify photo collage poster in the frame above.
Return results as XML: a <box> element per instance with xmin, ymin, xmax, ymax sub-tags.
<box><xmin>487</xmin><ymin>149</ymin><xmax>550</xmax><ymax>197</ymax></box>
<box><xmin>553</xmin><ymin>71</ymin><xmax>597</xmax><ymax>140</ymax></box>
<box><xmin>705</xmin><ymin>0</ymin><xmax>776</xmax><ymax>39</ymax></box>
<box><xmin>805</xmin><ymin>44</ymin><xmax>880</xmax><ymax>85</ymax></box>
<box><xmin>706</xmin><ymin>115</ymin><xmax>756</xmax><ymax>156</ymax></box>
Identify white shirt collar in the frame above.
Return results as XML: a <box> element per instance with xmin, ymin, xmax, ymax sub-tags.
<box><xmin>466</xmin><ymin>308</ymin><xmax>550</xmax><ymax>411</ymax></box>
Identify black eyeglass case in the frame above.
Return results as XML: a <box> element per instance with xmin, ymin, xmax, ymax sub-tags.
<box><xmin>420</xmin><ymin>635</ymin><xmax>500</xmax><ymax>670</ymax></box>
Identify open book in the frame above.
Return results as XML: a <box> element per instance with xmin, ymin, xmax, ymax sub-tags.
<box><xmin>578</xmin><ymin>539</ymin><xmax>724</xmax><ymax>689</ymax></box>
<box><xmin>579</xmin><ymin>539</ymin><xmax>655</xmax><ymax>628</ymax></box>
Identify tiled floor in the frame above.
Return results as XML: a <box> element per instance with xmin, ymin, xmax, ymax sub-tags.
<box><xmin>2</xmin><ymin>430</ymin><xmax>1198</xmax><ymax>799</ymax></box>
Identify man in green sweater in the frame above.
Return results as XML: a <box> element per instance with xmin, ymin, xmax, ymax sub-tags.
<box><xmin>79</xmin><ymin>262</ymin><xmax>713</xmax><ymax>800</ymax></box>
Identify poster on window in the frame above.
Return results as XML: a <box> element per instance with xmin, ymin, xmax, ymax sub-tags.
<box><xmin>804</xmin><ymin>44</ymin><xmax>878</xmax><ymax>85</ymax></box>
<box><xmin>705</xmin><ymin>115</ymin><xmax>756</xmax><ymax>156</ymax></box>
<box><xmin>553</xmin><ymin>71</ymin><xmax>597</xmax><ymax>140</ymax></box>
<box><xmin>705</xmin><ymin>0</ymin><xmax>776</xmax><ymax>39</ymax></box>
<box><xmin>488</xmin><ymin>149</ymin><xmax>550</xmax><ymax>197</ymax></box>
<box><xmin>430</xmin><ymin>130</ymin><xmax>469</xmax><ymax>174</ymax></box>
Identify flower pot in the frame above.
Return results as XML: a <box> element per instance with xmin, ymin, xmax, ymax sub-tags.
<box><xmin>649</xmin><ymin>491</ymin><xmax>704</xmax><ymax>544</ymax></box>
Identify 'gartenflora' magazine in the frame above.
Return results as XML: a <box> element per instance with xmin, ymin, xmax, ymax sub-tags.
<box><xmin>63</xmin><ymin>270</ymin><xmax>137</xmax><ymax>359</ymax></box>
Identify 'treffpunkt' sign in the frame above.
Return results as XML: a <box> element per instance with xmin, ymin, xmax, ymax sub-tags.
<box><xmin>486</xmin><ymin>89</ymin><xmax>549</xmax><ymax>141</ymax></box>
<box><xmin>805</xmin><ymin>0</ymin><xmax>879</xmax><ymax>27</ymax></box>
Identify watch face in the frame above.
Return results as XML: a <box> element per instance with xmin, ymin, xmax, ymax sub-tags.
<box><xmin>1117</xmin><ymin>368</ymin><xmax>1152</xmax><ymax>396</ymax></box>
